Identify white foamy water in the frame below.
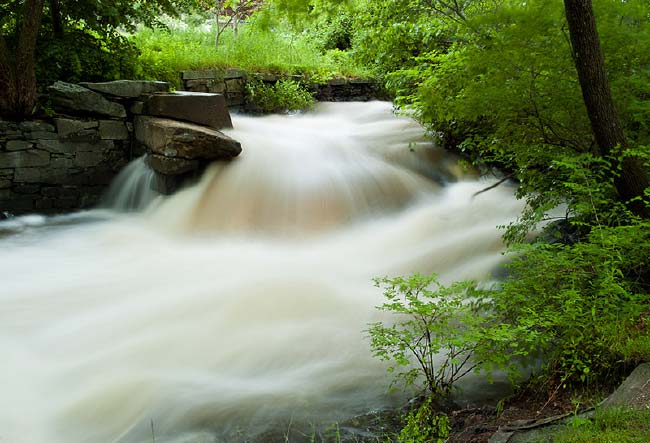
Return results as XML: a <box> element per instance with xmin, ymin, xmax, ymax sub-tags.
<box><xmin>0</xmin><ymin>102</ymin><xmax>522</xmax><ymax>442</ymax></box>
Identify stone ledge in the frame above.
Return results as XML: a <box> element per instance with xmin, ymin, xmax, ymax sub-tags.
<box><xmin>79</xmin><ymin>80</ymin><xmax>170</xmax><ymax>98</ymax></box>
<box><xmin>144</xmin><ymin>92</ymin><xmax>233</xmax><ymax>130</ymax></box>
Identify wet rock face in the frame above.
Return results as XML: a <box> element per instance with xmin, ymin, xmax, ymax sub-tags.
<box><xmin>133</xmin><ymin>92</ymin><xmax>240</xmax><ymax>191</ymax></box>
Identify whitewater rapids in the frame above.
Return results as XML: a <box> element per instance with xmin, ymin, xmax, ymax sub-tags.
<box><xmin>0</xmin><ymin>102</ymin><xmax>523</xmax><ymax>442</ymax></box>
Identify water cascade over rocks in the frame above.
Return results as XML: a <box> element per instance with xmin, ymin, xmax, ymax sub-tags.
<box><xmin>0</xmin><ymin>102</ymin><xmax>523</xmax><ymax>443</ymax></box>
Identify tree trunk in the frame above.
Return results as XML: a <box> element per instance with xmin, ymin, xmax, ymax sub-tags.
<box><xmin>563</xmin><ymin>0</ymin><xmax>650</xmax><ymax>217</ymax></box>
<box><xmin>0</xmin><ymin>0</ymin><xmax>45</xmax><ymax>119</ymax></box>
<box><xmin>0</xmin><ymin>39</ymin><xmax>17</xmax><ymax>118</ymax></box>
<box><xmin>50</xmin><ymin>0</ymin><xmax>63</xmax><ymax>36</ymax></box>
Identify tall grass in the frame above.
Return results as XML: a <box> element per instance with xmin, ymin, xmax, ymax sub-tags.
<box><xmin>554</xmin><ymin>407</ymin><xmax>650</xmax><ymax>442</ymax></box>
<box><xmin>129</xmin><ymin>18</ymin><xmax>370</xmax><ymax>86</ymax></box>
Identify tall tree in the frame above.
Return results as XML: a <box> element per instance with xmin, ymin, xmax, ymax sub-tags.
<box><xmin>0</xmin><ymin>0</ymin><xmax>200</xmax><ymax>119</ymax></box>
<box><xmin>0</xmin><ymin>0</ymin><xmax>46</xmax><ymax>119</ymax></box>
<box><xmin>563</xmin><ymin>0</ymin><xmax>650</xmax><ymax>217</ymax></box>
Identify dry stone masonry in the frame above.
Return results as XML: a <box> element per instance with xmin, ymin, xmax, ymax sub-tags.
<box><xmin>1</xmin><ymin>70</ymin><xmax>379</xmax><ymax>215</ymax></box>
<box><xmin>1</xmin><ymin>80</ymin><xmax>240</xmax><ymax>215</ymax></box>
<box><xmin>0</xmin><ymin>82</ymin><xmax>137</xmax><ymax>214</ymax></box>
<box><xmin>180</xmin><ymin>69</ymin><xmax>384</xmax><ymax>109</ymax></box>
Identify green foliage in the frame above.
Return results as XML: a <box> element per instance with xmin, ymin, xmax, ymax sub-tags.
<box><xmin>130</xmin><ymin>18</ymin><xmax>370</xmax><ymax>86</ymax></box>
<box><xmin>49</xmin><ymin>0</ymin><xmax>200</xmax><ymax>34</ymax></box>
<box><xmin>352</xmin><ymin>0</ymin><xmax>454</xmax><ymax>75</ymax></box>
<box><xmin>2</xmin><ymin>0</ymin><xmax>201</xmax><ymax>89</ymax></box>
<box><xmin>256</xmin><ymin>0</ymin><xmax>355</xmax><ymax>30</ymax></box>
<box><xmin>368</xmin><ymin>274</ymin><xmax>525</xmax><ymax>398</ymax></box>
<box><xmin>492</xmin><ymin>218</ymin><xmax>650</xmax><ymax>385</ymax></box>
<box><xmin>553</xmin><ymin>407</ymin><xmax>650</xmax><ymax>442</ymax></box>
<box><xmin>310</xmin><ymin>13</ymin><xmax>354</xmax><ymax>52</ymax></box>
<box><xmin>245</xmin><ymin>79</ymin><xmax>314</xmax><ymax>113</ymax></box>
<box><xmin>35</xmin><ymin>29</ymin><xmax>140</xmax><ymax>87</ymax></box>
<box><xmin>398</xmin><ymin>397</ymin><xmax>449</xmax><ymax>443</ymax></box>
<box><xmin>362</xmin><ymin>0</ymin><xmax>650</xmax><ymax>236</ymax></box>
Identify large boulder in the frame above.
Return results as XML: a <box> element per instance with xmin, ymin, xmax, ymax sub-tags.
<box><xmin>48</xmin><ymin>81</ymin><xmax>126</xmax><ymax>118</ymax></box>
<box><xmin>134</xmin><ymin>116</ymin><xmax>241</xmax><ymax>161</ymax></box>
<box><xmin>79</xmin><ymin>80</ymin><xmax>170</xmax><ymax>98</ymax></box>
<box><xmin>144</xmin><ymin>92</ymin><xmax>233</xmax><ymax>130</ymax></box>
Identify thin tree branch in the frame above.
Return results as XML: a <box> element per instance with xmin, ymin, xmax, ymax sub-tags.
<box><xmin>472</xmin><ymin>173</ymin><xmax>515</xmax><ymax>198</ymax></box>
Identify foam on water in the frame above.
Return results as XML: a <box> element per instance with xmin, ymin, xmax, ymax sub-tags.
<box><xmin>0</xmin><ymin>102</ymin><xmax>522</xmax><ymax>442</ymax></box>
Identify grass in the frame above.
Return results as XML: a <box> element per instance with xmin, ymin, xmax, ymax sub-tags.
<box><xmin>553</xmin><ymin>407</ymin><xmax>650</xmax><ymax>443</ymax></box>
<box><xmin>129</xmin><ymin>17</ymin><xmax>371</xmax><ymax>87</ymax></box>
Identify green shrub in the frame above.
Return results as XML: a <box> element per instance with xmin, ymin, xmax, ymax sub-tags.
<box><xmin>368</xmin><ymin>274</ymin><xmax>526</xmax><ymax>400</ymax></box>
<box><xmin>312</xmin><ymin>14</ymin><xmax>354</xmax><ymax>52</ymax></box>
<box><xmin>364</xmin><ymin>0</ymin><xmax>650</xmax><ymax>238</ymax></box>
<box><xmin>35</xmin><ymin>29</ymin><xmax>140</xmax><ymax>88</ymax></box>
<box><xmin>491</xmin><ymin>218</ymin><xmax>650</xmax><ymax>387</ymax></box>
<box><xmin>398</xmin><ymin>397</ymin><xmax>450</xmax><ymax>443</ymax></box>
<box><xmin>245</xmin><ymin>79</ymin><xmax>314</xmax><ymax>113</ymax></box>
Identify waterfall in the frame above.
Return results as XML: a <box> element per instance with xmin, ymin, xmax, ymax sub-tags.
<box><xmin>0</xmin><ymin>102</ymin><xmax>522</xmax><ymax>443</ymax></box>
<box><xmin>101</xmin><ymin>157</ymin><xmax>162</xmax><ymax>211</ymax></box>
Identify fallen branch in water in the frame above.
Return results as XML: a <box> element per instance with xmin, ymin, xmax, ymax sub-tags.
<box><xmin>472</xmin><ymin>173</ymin><xmax>515</xmax><ymax>198</ymax></box>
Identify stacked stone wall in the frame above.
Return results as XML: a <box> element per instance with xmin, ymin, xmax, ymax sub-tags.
<box><xmin>0</xmin><ymin>80</ymin><xmax>171</xmax><ymax>215</ymax></box>
<box><xmin>180</xmin><ymin>69</ymin><xmax>384</xmax><ymax>109</ymax></box>
<box><xmin>0</xmin><ymin>80</ymin><xmax>240</xmax><ymax>216</ymax></box>
<box><xmin>0</xmin><ymin>116</ymin><xmax>131</xmax><ymax>214</ymax></box>
<box><xmin>1</xmin><ymin>70</ymin><xmax>382</xmax><ymax>216</ymax></box>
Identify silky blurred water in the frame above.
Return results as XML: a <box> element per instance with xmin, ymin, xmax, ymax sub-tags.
<box><xmin>0</xmin><ymin>102</ymin><xmax>522</xmax><ymax>442</ymax></box>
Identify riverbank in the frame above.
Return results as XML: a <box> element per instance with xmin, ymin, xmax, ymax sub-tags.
<box><xmin>312</xmin><ymin>363</ymin><xmax>648</xmax><ymax>443</ymax></box>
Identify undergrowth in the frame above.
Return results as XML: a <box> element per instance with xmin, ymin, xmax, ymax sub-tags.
<box><xmin>129</xmin><ymin>18</ymin><xmax>370</xmax><ymax>87</ymax></box>
<box><xmin>245</xmin><ymin>79</ymin><xmax>315</xmax><ymax>113</ymax></box>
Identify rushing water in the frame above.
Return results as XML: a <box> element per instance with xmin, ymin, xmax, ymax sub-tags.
<box><xmin>0</xmin><ymin>102</ymin><xmax>523</xmax><ymax>443</ymax></box>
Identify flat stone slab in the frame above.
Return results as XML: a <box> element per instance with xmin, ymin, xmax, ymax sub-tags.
<box><xmin>181</xmin><ymin>70</ymin><xmax>220</xmax><ymax>80</ymax></box>
<box><xmin>253</xmin><ymin>72</ymin><xmax>278</xmax><ymax>82</ymax></box>
<box><xmin>224</xmin><ymin>68</ymin><xmax>246</xmax><ymax>79</ymax></box>
<box><xmin>134</xmin><ymin>116</ymin><xmax>241</xmax><ymax>161</ymax></box>
<box><xmin>349</xmin><ymin>78</ymin><xmax>374</xmax><ymax>84</ymax></box>
<box><xmin>48</xmin><ymin>81</ymin><xmax>126</xmax><ymax>118</ymax></box>
<box><xmin>79</xmin><ymin>80</ymin><xmax>169</xmax><ymax>98</ymax></box>
<box><xmin>144</xmin><ymin>92</ymin><xmax>233</xmax><ymax>130</ymax></box>
<box><xmin>328</xmin><ymin>77</ymin><xmax>348</xmax><ymax>86</ymax></box>
<box><xmin>0</xmin><ymin>150</ymin><xmax>50</xmax><ymax>168</ymax></box>
<box><xmin>54</xmin><ymin>118</ymin><xmax>99</xmax><ymax>141</ymax></box>
<box><xmin>99</xmin><ymin>120</ymin><xmax>129</xmax><ymax>140</ymax></box>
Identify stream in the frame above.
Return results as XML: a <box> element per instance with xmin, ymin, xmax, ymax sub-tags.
<box><xmin>0</xmin><ymin>102</ymin><xmax>523</xmax><ymax>442</ymax></box>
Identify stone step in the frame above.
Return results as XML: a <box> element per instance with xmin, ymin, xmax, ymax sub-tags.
<box><xmin>144</xmin><ymin>92</ymin><xmax>233</xmax><ymax>130</ymax></box>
